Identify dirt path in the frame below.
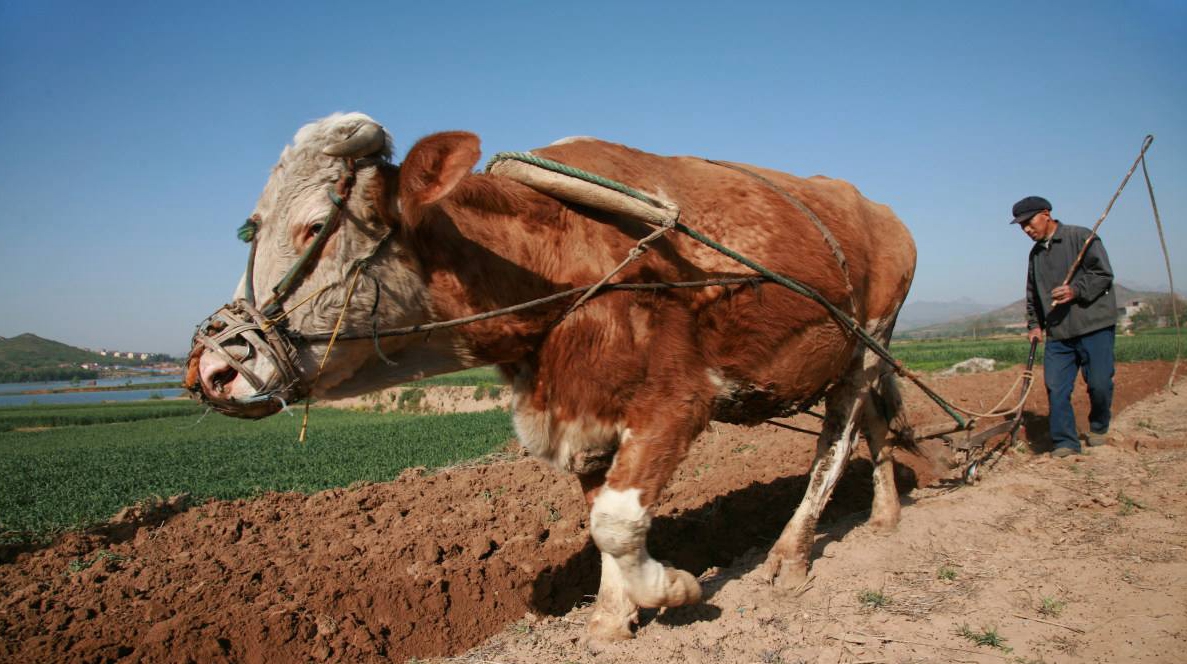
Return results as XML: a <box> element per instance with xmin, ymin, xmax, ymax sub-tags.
<box><xmin>449</xmin><ymin>376</ymin><xmax>1187</xmax><ymax>664</ymax></box>
<box><xmin>0</xmin><ymin>363</ymin><xmax>1181</xmax><ymax>663</ymax></box>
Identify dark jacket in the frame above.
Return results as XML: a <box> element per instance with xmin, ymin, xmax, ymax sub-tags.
<box><xmin>1026</xmin><ymin>223</ymin><xmax>1117</xmax><ymax>340</ymax></box>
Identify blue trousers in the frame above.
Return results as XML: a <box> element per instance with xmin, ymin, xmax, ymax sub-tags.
<box><xmin>1043</xmin><ymin>325</ymin><xmax>1115</xmax><ymax>452</ymax></box>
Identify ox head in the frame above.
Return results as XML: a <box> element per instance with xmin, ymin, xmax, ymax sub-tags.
<box><xmin>185</xmin><ymin>112</ymin><xmax>482</xmax><ymax>418</ymax></box>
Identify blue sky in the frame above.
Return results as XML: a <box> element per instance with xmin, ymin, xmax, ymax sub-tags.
<box><xmin>1</xmin><ymin>1</ymin><xmax>1183</xmax><ymax>354</ymax></box>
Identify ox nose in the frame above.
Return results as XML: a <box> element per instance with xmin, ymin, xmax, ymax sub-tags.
<box><xmin>198</xmin><ymin>351</ymin><xmax>240</xmax><ymax>397</ymax></box>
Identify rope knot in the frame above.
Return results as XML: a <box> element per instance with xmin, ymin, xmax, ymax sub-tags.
<box><xmin>237</xmin><ymin>219</ymin><xmax>259</xmax><ymax>243</ymax></box>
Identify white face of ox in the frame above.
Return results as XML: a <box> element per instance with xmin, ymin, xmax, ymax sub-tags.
<box><xmin>186</xmin><ymin>113</ymin><xmax>471</xmax><ymax>418</ymax></box>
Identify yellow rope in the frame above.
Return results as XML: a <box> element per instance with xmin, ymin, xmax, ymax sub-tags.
<box><xmin>298</xmin><ymin>264</ymin><xmax>367</xmax><ymax>443</ymax></box>
<box><xmin>261</xmin><ymin>282</ymin><xmax>337</xmax><ymax>331</ymax></box>
<box><xmin>944</xmin><ymin>369</ymin><xmax>1036</xmax><ymax>420</ymax></box>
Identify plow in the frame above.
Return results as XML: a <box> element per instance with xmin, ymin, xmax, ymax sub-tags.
<box><xmin>911</xmin><ymin>338</ymin><xmax>1039</xmax><ymax>483</ymax></box>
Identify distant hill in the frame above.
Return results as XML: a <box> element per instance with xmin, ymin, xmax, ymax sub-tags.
<box><xmin>1</xmin><ymin>333</ymin><xmax>99</xmax><ymax>367</ymax></box>
<box><xmin>897</xmin><ymin>297</ymin><xmax>992</xmax><ymax>331</ymax></box>
<box><xmin>0</xmin><ymin>333</ymin><xmax>165</xmax><ymax>383</ymax></box>
<box><xmin>898</xmin><ymin>284</ymin><xmax>1166</xmax><ymax>339</ymax></box>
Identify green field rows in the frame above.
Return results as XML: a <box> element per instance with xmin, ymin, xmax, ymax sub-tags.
<box><xmin>892</xmin><ymin>330</ymin><xmax>1181</xmax><ymax>372</ymax></box>
<box><xmin>0</xmin><ymin>400</ymin><xmax>204</xmax><ymax>432</ymax></box>
<box><xmin>405</xmin><ymin>366</ymin><xmax>501</xmax><ymax>386</ymax></box>
<box><xmin>0</xmin><ymin>407</ymin><xmax>514</xmax><ymax>538</ymax></box>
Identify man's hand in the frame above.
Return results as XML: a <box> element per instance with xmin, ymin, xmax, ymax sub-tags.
<box><xmin>1051</xmin><ymin>284</ymin><xmax>1076</xmax><ymax>306</ymax></box>
<box><xmin>1028</xmin><ymin>327</ymin><xmax>1043</xmax><ymax>344</ymax></box>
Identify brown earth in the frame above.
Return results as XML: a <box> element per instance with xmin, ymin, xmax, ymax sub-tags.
<box><xmin>321</xmin><ymin>385</ymin><xmax>510</xmax><ymax>415</ymax></box>
<box><xmin>0</xmin><ymin>362</ymin><xmax>1181</xmax><ymax>664</ymax></box>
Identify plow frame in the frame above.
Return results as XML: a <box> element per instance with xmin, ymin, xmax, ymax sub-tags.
<box><xmin>910</xmin><ymin>338</ymin><xmax>1040</xmax><ymax>483</ymax></box>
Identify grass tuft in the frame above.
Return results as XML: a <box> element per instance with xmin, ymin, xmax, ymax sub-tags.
<box><xmin>1039</xmin><ymin>596</ymin><xmax>1066</xmax><ymax>617</ymax></box>
<box><xmin>957</xmin><ymin>624</ymin><xmax>1011</xmax><ymax>651</ymax></box>
<box><xmin>857</xmin><ymin>589</ymin><xmax>890</xmax><ymax>609</ymax></box>
<box><xmin>1117</xmin><ymin>491</ymin><xmax>1144</xmax><ymax>516</ymax></box>
<box><xmin>396</xmin><ymin>388</ymin><xmax>426</xmax><ymax>411</ymax></box>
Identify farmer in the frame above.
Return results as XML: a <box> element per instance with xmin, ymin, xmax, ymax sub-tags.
<box><xmin>1012</xmin><ymin>195</ymin><xmax>1117</xmax><ymax>458</ymax></box>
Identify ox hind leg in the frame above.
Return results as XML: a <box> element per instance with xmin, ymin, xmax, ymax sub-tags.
<box><xmin>760</xmin><ymin>371</ymin><xmax>869</xmax><ymax>588</ymax></box>
<box><xmin>761</xmin><ymin>320</ymin><xmax>905</xmax><ymax>587</ymax></box>
<box><xmin>583</xmin><ymin>416</ymin><xmax>708</xmax><ymax>645</ymax></box>
<box><xmin>863</xmin><ymin>371</ymin><xmax>910</xmax><ymax>532</ymax></box>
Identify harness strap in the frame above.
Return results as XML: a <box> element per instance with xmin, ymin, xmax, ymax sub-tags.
<box><xmin>704</xmin><ymin>159</ymin><xmax>858</xmax><ymax>316</ymax></box>
<box><xmin>259</xmin><ymin>171</ymin><xmax>358</xmax><ymax>317</ymax></box>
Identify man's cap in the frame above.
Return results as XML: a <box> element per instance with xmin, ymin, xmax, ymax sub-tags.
<box><xmin>1011</xmin><ymin>196</ymin><xmax>1052</xmax><ymax>225</ymax></box>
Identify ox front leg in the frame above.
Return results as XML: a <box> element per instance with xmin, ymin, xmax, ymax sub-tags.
<box><xmin>576</xmin><ymin>471</ymin><xmax>638</xmax><ymax>643</ymax></box>
<box><xmin>761</xmin><ymin>388</ymin><xmax>865</xmax><ymax>588</ymax></box>
<box><xmin>583</xmin><ymin>431</ymin><xmax>703</xmax><ymax>644</ymax></box>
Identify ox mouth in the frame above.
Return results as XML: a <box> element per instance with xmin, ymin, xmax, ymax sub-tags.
<box><xmin>185</xmin><ymin>381</ymin><xmax>287</xmax><ymax>419</ymax></box>
<box><xmin>184</xmin><ymin>343</ymin><xmax>295</xmax><ymax>420</ymax></box>
<box><xmin>186</xmin><ymin>300</ymin><xmax>309</xmax><ymax>419</ymax></box>
<box><xmin>184</xmin><ymin>351</ymin><xmax>291</xmax><ymax>419</ymax></box>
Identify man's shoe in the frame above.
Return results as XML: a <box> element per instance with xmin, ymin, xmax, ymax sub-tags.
<box><xmin>1086</xmin><ymin>432</ymin><xmax>1109</xmax><ymax>447</ymax></box>
<box><xmin>1052</xmin><ymin>447</ymin><xmax>1079</xmax><ymax>458</ymax></box>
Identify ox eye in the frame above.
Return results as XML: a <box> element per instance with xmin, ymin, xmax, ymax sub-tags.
<box><xmin>305</xmin><ymin>223</ymin><xmax>325</xmax><ymax>240</ymax></box>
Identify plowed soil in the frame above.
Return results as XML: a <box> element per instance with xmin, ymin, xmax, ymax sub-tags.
<box><xmin>1</xmin><ymin>362</ymin><xmax>1180</xmax><ymax>664</ymax></box>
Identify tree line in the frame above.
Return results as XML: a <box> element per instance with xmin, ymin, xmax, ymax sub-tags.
<box><xmin>0</xmin><ymin>367</ymin><xmax>101</xmax><ymax>384</ymax></box>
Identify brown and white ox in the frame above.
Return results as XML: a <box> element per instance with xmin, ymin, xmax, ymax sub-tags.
<box><xmin>185</xmin><ymin>112</ymin><xmax>916</xmax><ymax>642</ymax></box>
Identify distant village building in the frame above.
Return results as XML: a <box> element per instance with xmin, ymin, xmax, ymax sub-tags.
<box><xmin>1118</xmin><ymin>299</ymin><xmax>1148</xmax><ymax>332</ymax></box>
<box><xmin>92</xmin><ymin>347</ymin><xmax>168</xmax><ymax>363</ymax></box>
<box><xmin>1111</xmin><ymin>300</ymin><xmax>1149</xmax><ymax>332</ymax></box>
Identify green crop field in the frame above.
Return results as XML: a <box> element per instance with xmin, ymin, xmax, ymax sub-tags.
<box><xmin>0</xmin><ymin>400</ymin><xmax>204</xmax><ymax>432</ymax></box>
<box><xmin>405</xmin><ymin>366</ymin><xmax>501</xmax><ymax>386</ymax></box>
<box><xmin>892</xmin><ymin>330</ymin><xmax>1181</xmax><ymax>372</ymax></box>
<box><xmin>0</xmin><ymin>406</ymin><xmax>514</xmax><ymax>539</ymax></box>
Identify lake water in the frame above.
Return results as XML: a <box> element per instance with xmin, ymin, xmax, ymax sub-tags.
<box><xmin>0</xmin><ymin>388</ymin><xmax>189</xmax><ymax>408</ymax></box>
<box><xmin>0</xmin><ymin>373</ymin><xmax>184</xmax><ymax>395</ymax></box>
<box><xmin>0</xmin><ymin>374</ymin><xmax>187</xmax><ymax>407</ymax></box>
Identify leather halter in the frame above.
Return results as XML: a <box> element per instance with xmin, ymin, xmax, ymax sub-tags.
<box><xmin>188</xmin><ymin>160</ymin><xmax>369</xmax><ymax>414</ymax></box>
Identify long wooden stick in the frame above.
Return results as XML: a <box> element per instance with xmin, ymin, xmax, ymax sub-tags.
<box><xmin>1012</xmin><ymin>613</ymin><xmax>1086</xmax><ymax>634</ymax></box>
<box><xmin>1061</xmin><ymin>135</ymin><xmax>1155</xmax><ymax>286</ymax></box>
<box><xmin>1141</xmin><ymin>151</ymin><xmax>1182</xmax><ymax>388</ymax></box>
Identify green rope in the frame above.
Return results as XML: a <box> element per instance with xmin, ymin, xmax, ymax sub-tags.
<box><xmin>488</xmin><ymin>152</ymin><xmax>669</xmax><ymax>209</ymax></box>
<box><xmin>675</xmin><ymin>222</ymin><xmax>966</xmax><ymax>427</ymax></box>
<box><xmin>487</xmin><ymin>151</ymin><xmax>968</xmax><ymax>429</ymax></box>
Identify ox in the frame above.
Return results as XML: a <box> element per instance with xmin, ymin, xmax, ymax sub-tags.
<box><xmin>185</xmin><ymin>113</ymin><xmax>916</xmax><ymax>643</ymax></box>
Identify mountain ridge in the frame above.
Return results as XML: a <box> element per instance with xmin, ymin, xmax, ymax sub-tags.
<box><xmin>898</xmin><ymin>283</ymin><xmax>1172</xmax><ymax>338</ymax></box>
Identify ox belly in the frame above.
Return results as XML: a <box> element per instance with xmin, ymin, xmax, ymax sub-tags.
<box><xmin>709</xmin><ymin>380</ymin><xmax>829</xmax><ymax>425</ymax></box>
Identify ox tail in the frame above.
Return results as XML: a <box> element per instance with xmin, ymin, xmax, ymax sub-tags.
<box><xmin>873</xmin><ymin>371</ymin><xmax>917</xmax><ymax>452</ymax></box>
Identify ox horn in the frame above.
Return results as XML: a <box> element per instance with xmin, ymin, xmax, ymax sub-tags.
<box><xmin>323</xmin><ymin>121</ymin><xmax>387</xmax><ymax>158</ymax></box>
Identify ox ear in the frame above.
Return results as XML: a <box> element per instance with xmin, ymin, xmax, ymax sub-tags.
<box><xmin>398</xmin><ymin>131</ymin><xmax>481</xmax><ymax>214</ymax></box>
